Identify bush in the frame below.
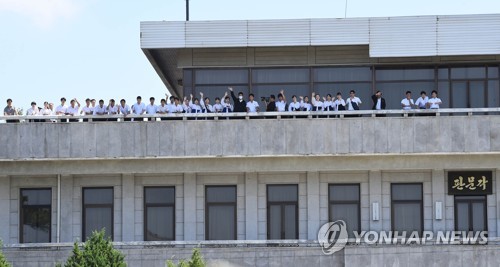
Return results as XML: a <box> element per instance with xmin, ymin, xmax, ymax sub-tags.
<box><xmin>63</xmin><ymin>229</ymin><xmax>126</xmax><ymax>267</ymax></box>
<box><xmin>166</xmin><ymin>248</ymin><xmax>205</xmax><ymax>267</ymax></box>
<box><xmin>0</xmin><ymin>240</ymin><xmax>11</xmax><ymax>267</ymax></box>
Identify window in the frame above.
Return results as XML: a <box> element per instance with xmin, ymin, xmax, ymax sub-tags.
<box><xmin>82</xmin><ymin>187</ymin><xmax>113</xmax><ymax>241</ymax></box>
<box><xmin>205</xmin><ymin>186</ymin><xmax>237</xmax><ymax>240</ymax></box>
<box><xmin>20</xmin><ymin>188</ymin><xmax>51</xmax><ymax>243</ymax></box>
<box><xmin>391</xmin><ymin>183</ymin><xmax>423</xmax><ymax>235</ymax></box>
<box><xmin>144</xmin><ymin>187</ymin><xmax>175</xmax><ymax>241</ymax></box>
<box><xmin>267</xmin><ymin>185</ymin><xmax>298</xmax><ymax>239</ymax></box>
<box><xmin>329</xmin><ymin>184</ymin><xmax>360</xmax><ymax>237</ymax></box>
<box><xmin>455</xmin><ymin>196</ymin><xmax>487</xmax><ymax>232</ymax></box>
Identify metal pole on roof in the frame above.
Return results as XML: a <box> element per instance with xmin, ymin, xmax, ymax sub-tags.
<box><xmin>186</xmin><ymin>0</ymin><xmax>190</xmax><ymax>21</ymax></box>
<box><xmin>344</xmin><ymin>0</ymin><xmax>348</xmax><ymax>18</ymax></box>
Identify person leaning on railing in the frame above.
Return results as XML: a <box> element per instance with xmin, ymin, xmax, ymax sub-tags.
<box><xmin>4</xmin><ymin>98</ymin><xmax>18</xmax><ymax>123</ymax></box>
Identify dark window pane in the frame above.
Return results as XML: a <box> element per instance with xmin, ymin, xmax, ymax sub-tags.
<box><xmin>438</xmin><ymin>68</ymin><xmax>449</xmax><ymax>80</ymax></box>
<box><xmin>451</xmin><ymin>82</ymin><xmax>468</xmax><ymax>108</ymax></box>
<box><xmin>206</xmin><ymin>187</ymin><xmax>236</xmax><ymax>203</ymax></box>
<box><xmin>268</xmin><ymin>185</ymin><xmax>298</xmax><ymax>202</ymax></box>
<box><xmin>284</xmin><ymin>205</ymin><xmax>297</xmax><ymax>239</ymax></box>
<box><xmin>21</xmin><ymin>189</ymin><xmax>51</xmax><ymax>206</ymax></box>
<box><xmin>84</xmin><ymin>207</ymin><xmax>112</xmax><ymax>240</ymax></box>
<box><xmin>83</xmin><ymin>188</ymin><xmax>113</xmax><ymax>205</ymax></box>
<box><xmin>207</xmin><ymin>205</ymin><xmax>235</xmax><ymax>240</ymax></box>
<box><xmin>252</xmin><ymin>68</ymin><xmax>309</xmax><ymax>83</ymax></box>
<box><xmin>376</xmin><ymin>69</ymin><xmax>434</xmax><ymax>81</ymax></box>
<box><xmin>451</xmin><ymin>67</ymin><xmax>486</xmax><ymax>79</ymax></box>
<box><xmin>393</xmin><ymin>203</ymin><xmax>422</xmax><ymax>233</ymax></box>
<box><xmin>145</xmin><ymin>187</ymin><xmax>175</xmax><ymax>205</ymax></box>
<box><xmin>184</xmin><ymin>69</ymin><xmax>193</xmax><ymax>87</ymax></box>
<box><xmin>314</xmin><ymin>67</ymin><xmax>371</xmax><ymax>82</ymax></box>
<box><xmin>21</xmin><ymin>207</ymin><xmax>51</xmax><ymax>243</ymax></box>
<box><xmin>470</xmin><ymin>81</ymin><xmax>486</xmax><ymax>108</ymax></box>
<box><xmin>472</xmin><ymin>202</ymin><xmax>486</xmax><ymax>231</ymax></box>
<box><xmin>330</xmin><ymin>204</ymin><xmax>359</xmax><ymax>238</ymax></box>
<box><xmin>195</xmin><ymin>69</ymin><xmax>248</xmax><ymax>85</ymax></box>
<box><xmin>392</xmin><ymin>184</ymin><xmax>422</xmax><ymax>201</ymax></box>
<box><xmin>456</xmin><ymin>202</ymin><xmax>470</xmax><ymax>231</ymax></box>
<box><xmin>437</xmin><ymin>82</ymin><xmax>450</xmax><ymax>108</ymax></box>
<box><xmin>488</xmin><ymin>67</ymin><xmax>499</xmax><ymax>78</ymax></box>
<box><xmin>329</xmin><ymin>185</ymin><xmax>360</xmax><ymax>202</ymax></box>
<box><xmin>146</xmin><ymin>206</ymin><xmax>174</xmax><ymax>241</ymax></box>
<box><xmin>269</xmin><ymin>205</ymin><xmax>282</xmax><ymax>239</ymax></box>
<box><xmin>488</xmin><ymin>81</ymin><xmax>499</xmax><ymax>107</ymax></box>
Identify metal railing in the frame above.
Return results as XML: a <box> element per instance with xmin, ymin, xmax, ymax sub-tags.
<box><xmin>1</xmin><ymin>108</ymin><xmax>499</xmax><ymax>123</ymax></box>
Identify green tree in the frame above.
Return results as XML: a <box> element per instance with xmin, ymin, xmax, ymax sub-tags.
<box><xmin>63</xmin><ymin>229</ymin><xmax>126</xmax><ymax>267</ymax></box>
<box><xmin>0</xmin><ymin>240</ymin><xmax>11</xmax><ymax>267</ymax></box>
<box><xmin>167</xmin><ymin>248</ymin><xmax>205</xmax><ymax>267</ymax></box>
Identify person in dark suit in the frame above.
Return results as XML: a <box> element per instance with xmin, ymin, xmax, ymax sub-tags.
<box><xmin>371</xmin><ymin>90</ymin><xmax>386</xmax><ymax>117</ymax></box>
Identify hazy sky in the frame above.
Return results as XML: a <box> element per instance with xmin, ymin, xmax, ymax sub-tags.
<box><xmin>1</xmin><ymin>0</ymin><xmax>500</xmax><ymax>111</ymax></box>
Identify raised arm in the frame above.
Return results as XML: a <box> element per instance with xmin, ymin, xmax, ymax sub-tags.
<box><xmin>311</xmin><ymin>92</ymin><xmax>317</xmax><ymax>106</ymax></box>
<box><xmin>281</xmin><ymin>89</ymin><xmax>286</xmax><ymax>103</ymax></box>
<box><xmin>229</xmin><ymin>87</ymin><xmax>238</xmax><ymax>102</ymax></box>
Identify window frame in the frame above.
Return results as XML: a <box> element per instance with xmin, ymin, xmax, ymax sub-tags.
<box><xmin>390</xmin><ymin>183</ymin><xmax>424</xmax><ymax>234</ymax></box>
<box><xmin>143</xmin><ymin>186</ymin><xmax>176</xmax><ymax>241</ymax></box>
<box><xmin>204</xmin><ymin>185</ymin><xmax>237</xmax><ymax>240</ymax></box>
<box><xmin>454</xmin><ymin>195</ymin><xmax>488</xmax><ymax>232</ymax></box>
<box><xmin>266</xmin><ymin>184</ymin><xmax>299</xmax><ymax>240</ymax></box>
<box><xmin>19</xmin><ymin>188</ymin><xmax>52</xmax><ymax>243</ymax></box>
<box><xmin>82</xmin><ymin>187</ymin><xmax>114</xmax><ymax>242</ymax></box>
<box><xmin>328</xmin><ymin>183</ymin><xmax>361</xmax><ymax>236</ymax></box>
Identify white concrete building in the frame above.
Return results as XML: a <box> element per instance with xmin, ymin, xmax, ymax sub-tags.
<box><xmin>1</xmin><ymin>13</ymin><xmax>500</xmax><ymax>267</ymax></box>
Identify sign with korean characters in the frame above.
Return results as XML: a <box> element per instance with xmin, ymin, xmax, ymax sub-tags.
<box><xmin>448</xmin><ymin>171</ymin><xmax>492</xmax><ymax>195</ymax></box>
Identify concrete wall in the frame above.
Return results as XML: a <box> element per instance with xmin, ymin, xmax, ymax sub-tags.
<box><xmin>4</xmin><ymin>243</ymin><xmax>500</xmax><ymax>267</ymax></box>
<box><xmin>1</xmin><ymin>115</ymin><xmax>500</xmax><ymax>160</ymax></box>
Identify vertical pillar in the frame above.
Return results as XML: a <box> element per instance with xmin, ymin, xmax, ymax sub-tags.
<box><xmin>59</xmin><ymin>175</ymin><xmax>73</xmax><ymax>242</ymax></box>
<box><xmin>307</xmin><ymin>172</ymin><xmax>320</xmax><ymax>240</ymax></box>
<box><xmin>121</xmin><ymin>174</ymin><xmax>135</xmax><ymax>241</ymax></box>
<box><xmin>369</xmin><ymin>171</ymin><xmax>382</xmax><ymax>231</ymax></box>
<box><xmin>184</xmin><ymin>173</ymin><xmax>197</xmax><ymax>240</ymax></box>
<box><xmin>432</xmin><ymin>170</ymin><xmax>446</xmax><ymax>233</ymax></box>
<box><xmin>0</xmin><ymin>176</ymin><xmax>9</xmax><ymax>244</ymax></box>
<box><xmin>245</xmin><ymin>173</ymin><xmax>258</xmax><ymax>240</ymax></box>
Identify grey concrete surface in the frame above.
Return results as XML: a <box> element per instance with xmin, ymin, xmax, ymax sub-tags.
<box><xmin>1</xmin><ymin>115</ymin><xmax>500</xmax><ymax>160</ymax></box>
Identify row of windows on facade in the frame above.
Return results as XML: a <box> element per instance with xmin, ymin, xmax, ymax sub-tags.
<box><xmin>19</xmin><ymin>184</ymin><xmax>487</xmax><ymax>243</ymax></box>
<box><xmin>184</xmin><ymin>66</ymin><xmax>500</xmax><ymax>110</ymax></box>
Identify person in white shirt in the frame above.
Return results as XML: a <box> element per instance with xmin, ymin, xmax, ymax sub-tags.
<box><xmin>246</xmin><ymin>93</ymin><xmax>259</xmax><ymax>113</ymax></box>
<box><xmin>170</xmin><ymin>97</ymin><xmax>184</xmax><ymax>114</ymax></box>
<box><xmin>275</xmin><ymin>90</ymin><xmax>287</xmax><ymax>112</ymax></box>
<box><xmin>145</xmin><ymin>97</ymin><xmax>158</xmax><ymax>121</ymax></box>
<box><xmin>80</xmin><ymin>98</ymin><xmax>94</xmax><ymax>121</ymax></box>
<box><xmin>427</xmin><ymin>90</ymin><xmax>442</xmax><ymax>110</ymax></box>
<box><xmin>213</xmin><ymin>97</ymin><xmax>223</xmax><ymax>113</ymax></box>
<box><xmin>66</xmin><ymin>99</ymin><xmax>80</xmax><ymax>122</ymax></box>
<box><xmin>55</xmin><ymin>97</ymin><xmax>69</xmax><ymax>122</ymax></box>
<box><xmin>221</xmin><ymin>93</ymin><xmax>233</xmax><ymax>113</ymax></box>
<box><xmin>311</xmin><ymin>92</ymin><xmax>323</xmax><ymax>111</ymax></box>
<box><xmin>132</xmin><ymin>96</ymin><xmax>146</xmax><ymax>115</ymax></box>
<box><xmin>200</xmin><ymin>92</ymin><xmax>213</xmax><ymax>113</ymax></box>
<box><xmin>334</xmin><ymin>92</ymin><xmax>346</xmax><ymax>111</ymax></box>
<box><xmin>93</xmin><ymin>99</ymin><xmax>108</xmax><ymax>121</ymax></box>
<box><xmin>182</xmin><ymin>97</ymin><xmax>191</xmax><ymax>113</ymax></box>
<box><xmin>106</xmin><ymin>99</ymin><xmax>119</xmax><ymax>121</ymax></box>
<box><xmin>323</xmin><ymin>94</ymin><xmax>335</xmax><ymax>111</ymax></box>
<box><xmin>157</xmin><ymin>98</ymin><xmax>170</xmax><ymax>120</ymax></box>
<box><xmin>415</xmin><ymin>91</ymin><xmax>429</xmax><ymax>109</ymax></box>
<box><xmin>300</xmin><ymin>96</ymin><xmax>312</xmax><ymax>111</ymax></box>
<box><xmin>346</xmin><ymin>90</ymin><xmax>362</xmax><ymax>110</ymax></box>
<box><xmin>119</xmin><ymin>99</ymin><xmax>131</xmax><ymax>121</ymax></box>
<box><xmin>189</xmin><ymin>94</ymin><xmax>203</xmax><ymax>113</ymax></box>
<box><xmin>401</xmin><ymin>91</ymin><xmax>415</xmax><ymax>111</ymax></box>
<box><xmin>288</xmin><ymin>95</ymin><xmax>301</xmax><ymax>112</ymax></box>
<box><xmin>26</xmin><ymin>101</ymin><xmax>40</xmax><ymax>116</ymax></box>
<box><xmin>41</xmin><ymin>102</ymin><xmax>52</xmax><ymax>116</ymax></box>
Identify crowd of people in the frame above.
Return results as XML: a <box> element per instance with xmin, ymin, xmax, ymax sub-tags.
<box><xmin>2</xmin><ymin>87</ymin><xmax>443</xmax><ymax>122</ymax></box>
